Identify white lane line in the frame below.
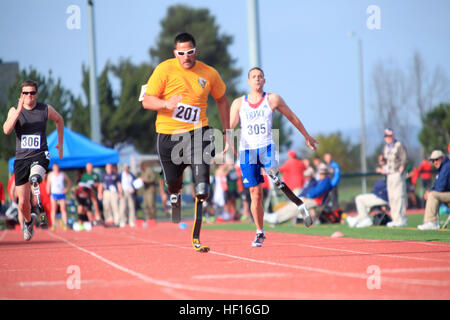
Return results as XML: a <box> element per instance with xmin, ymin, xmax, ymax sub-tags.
<box><xmin>288</xmin><ymin>242</ymin><xmax>449</xmax><ymax>263</ymax></box>
<box><xmin>45</xmin><ymin>232</ymin><xmax>322</xmax><ymax>299</ymax></box>
<box><xmin>381</xmin><ymin>267</ymin><xmax>450</xmax><ymax>274</ymax></box>
<box><xmin>0</xmin><ymin>230</ymin><xmax>7</xmax><ymax>242</ymax></box>
<box><xmin>122</xmin><ymin>233</ymin><xmax>450</xmax><ymax>288</ymax></box>
<box><xmin>19</xmin><ymin>280</ymin><xmax>95</xmax><ymax>287</ymax></box>
<box><xmin>161</xmin><ymin>288</ymin><xmax>193</xmax><ymax>300</ymax></box>
<box><xmin>18</xmin><ymin>279</ymin><xmax>146</xmax><ymax>288</ymax></box>
<box><xmin>192</xmin><ymin>272</ymin><xmax>291</xmax><ymax>280</ymax></box>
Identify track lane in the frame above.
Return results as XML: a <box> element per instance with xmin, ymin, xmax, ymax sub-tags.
<box><xmin>1</xmin><ymin>223</ymin><xmax>449</xmax><ymax>300</ymax></box>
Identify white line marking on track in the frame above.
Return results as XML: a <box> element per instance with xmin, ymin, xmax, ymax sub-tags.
<box><xmin>46</xmin><ymin>232</ymin><xmax>323</xmax><ymax>299</ymax></box>
<box><xmin>17</xmin><ymin>279</ymin><xmax>147</xmax><ymax>288</ymax></box>
<box><xmin>192</xmin><ymin>272</ymin><xmax>291</xmax><ymax>280</ymax></box>
<box><xmin>289</xmin><ymin>242</ymin><xmax>449</xmax><ymax>263</ymax></box>
<box><xmin>19</xmin><ymin>280</ymin><xmax>94</xmax><ymax>287</ymax></box>
<box><xmin>381</xmin><ymin>267</ymin><xmax>450</xmax><ymax>274</ymax></box>
<box><xmin>0</xmin><ymin>230</ymin><xmax>7</xmax><ymax>242</ymax></box>
<box><xmin>161</xmin><ymin>288</ymin><xmax>193</xmax><ymax>300</ymax></box>
<box><xmin>121</xmin><ymin>232</ymin><xmax>450</xmax><ymax>288</ymax></box>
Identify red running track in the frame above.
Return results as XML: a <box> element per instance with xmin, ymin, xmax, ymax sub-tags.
<box><xmin>0</xmin><ymin>222</ymin><xmax>449</xmax><ymax>300</ymax></box>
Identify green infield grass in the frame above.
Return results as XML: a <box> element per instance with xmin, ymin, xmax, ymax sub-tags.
<box><xmin>203</xmin><ymin>213</ymin><xmax>450</xmax><ymax>243</ymax></box>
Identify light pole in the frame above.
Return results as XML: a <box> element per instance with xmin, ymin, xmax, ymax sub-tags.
<box><xmin>247</xmin><ymin>0</ymin><xmax>261</xmax><ymax>68</ymax></box>
<box><xmin>88</xmin><ymin>0</ymin><xmax>101</xmax><ymax>144</ymax></box>
<box><xmin>349</xmin><ymin>32</ymin><xmax>367</xmax><ymax>193</ymax></box>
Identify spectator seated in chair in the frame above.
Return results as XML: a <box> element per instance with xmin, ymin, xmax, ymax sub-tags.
<box><xmin>417</xmin><ymin>150</ymin><xmax>450</xmax><ymax>230</ymax></box>
<box><xmin>347</xmin><ymin>178</ymin><xmax>389</xmax><ymax>228</ymax></box>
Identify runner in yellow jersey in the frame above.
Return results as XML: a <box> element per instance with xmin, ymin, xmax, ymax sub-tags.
<box><xmin>142</xmin><ymin>33</ymin><xmax>231</xmax><ymax>252</ymax></box>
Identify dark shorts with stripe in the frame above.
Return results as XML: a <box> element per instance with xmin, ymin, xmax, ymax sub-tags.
<box><xmin>14</xmin><ymin>151</ymin><xmax>50</xmax><ymax>186</ymax></box>
<box><xmin>157</xmin><ymin>126</ymin><xmax>215</xmax><ymax>189</ymax></box>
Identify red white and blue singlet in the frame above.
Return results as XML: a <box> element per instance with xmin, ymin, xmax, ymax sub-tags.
<box><xmin>238</xmin><ymin>92</ymin><xmax>278</xmax><ymax>188</ymax></box>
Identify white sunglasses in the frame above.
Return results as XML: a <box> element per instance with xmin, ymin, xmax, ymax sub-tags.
<box><xmin>175</xmin><ymin>48</ymin><xmax>196</xmax><ymax>56</ymax></box>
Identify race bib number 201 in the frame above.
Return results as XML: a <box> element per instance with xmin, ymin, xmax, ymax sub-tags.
<box><xmin>172</xmin><ymin>103</ymin><xmax>200</xmax><ymax>124</ymax></box>
<box><xmin>21</xmin><ymin>135</ymin><xmax>41</xmax><ymax>149</ymax></box>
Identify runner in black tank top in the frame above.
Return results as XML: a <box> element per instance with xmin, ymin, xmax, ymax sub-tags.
<box><xmin>3</xmin><ymin>80</ymin><xmax>65</xmax><ymax>241</ymax></box>
<box><xmin>14</xmin><ymin>102</ymin><xmax>49</xmax><ymax>160</ymax></box>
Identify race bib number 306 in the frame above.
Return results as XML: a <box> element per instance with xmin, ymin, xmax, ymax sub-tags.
<box><xmin>21</xmin><ymin>135</ymin><xmax>41</xmax><ymax>149</ymax></box>
<box><xmin>172</xmin><ymin>103</ymin><xmax>201</xmax><ymax>124</ymax></box>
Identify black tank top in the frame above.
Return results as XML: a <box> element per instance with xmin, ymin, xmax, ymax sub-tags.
<box><xmin>14</xmin><ymin>102</ymin><xmax>49</xmax><ymax>160</ymax></box>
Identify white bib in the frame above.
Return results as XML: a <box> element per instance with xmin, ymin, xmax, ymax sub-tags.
<box><xmin>172</xmin><ymin>103</ymin><xmax>201</xmax><ymax>124</ymax></box>
<box><xmin>21</xmin><ymin>134</ymin><xmax>41</xmax><ymax>149</ymax></box>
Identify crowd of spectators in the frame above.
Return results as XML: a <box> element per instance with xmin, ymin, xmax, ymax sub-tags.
<box><xmin>1</xmin><ymin>133</ymin><xmax>448</xmax><ymax>231</ymax></box>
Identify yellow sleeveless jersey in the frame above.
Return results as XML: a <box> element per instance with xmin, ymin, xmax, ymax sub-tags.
<box><xmin>145</xmin><ymin>58</ymin><xmax>226</xmax><ymax>134</ymax></box>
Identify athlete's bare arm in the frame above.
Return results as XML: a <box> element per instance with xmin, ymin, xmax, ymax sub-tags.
<box><xmin>268</xmin><ymin>93</ymin><xmax>317</xmax><ymax>151</ymax></box>
<box><xmin>229</xmin><ymin>97</ymin><xmax>242</xmax><ymax>129</ymax></box>
<box><xmin>142</xmin><ymin>94</ymin><xmax>182</xmax><ymax>112</ymax></box>
<box><xmin>48</xmin><ymin>105</ymin><xmax>65</xmax><ymax>159</ymax></box>
<box><xmin>216</xmin><ymin>94</ymin><xmax>231</xmax><ymax>130</ymax></box>
<box><xmin>3</xmin><ymin>95</ymin><xmax>24</xmax><ymax>134</ymax></box>
<box><xmin>215</xmin><ymin>94</ymin><xmax>232</xmax><ymax>156</ymax></box>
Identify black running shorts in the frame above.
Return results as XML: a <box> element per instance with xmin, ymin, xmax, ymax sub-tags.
<box><xmin>14</xmin><ymin>151</ymin><xmax>50</xmax><ymax>186</ymax></box>
<box><xmin>157</xmin><ymin>126</ymin><xmax>215</xmax><ymax>187</ymax></box>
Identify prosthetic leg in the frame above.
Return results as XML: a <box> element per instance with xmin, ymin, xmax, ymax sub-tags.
<box><xmin>170</xmin><ymin>193</ymin><xmax>181</xmax><ymax>223</ymax></box>
<box><xmin>191</xmin><ymin>198</ymin><xmax>210</xmax><ymax>252</ymax></box>
<box><xmin>29</xmin><ymin>163</ymin><xmax>49</xmax><ymax>228</ymax></box>
<box><xmin>266</xmin><ymin>170</ymin><xmax>313</xmax><ymax>228</ymax></box>
<box><xmin>191</xmin><ymin>182</ymin><xmax>211</xmax><ymax>252</ymax></box>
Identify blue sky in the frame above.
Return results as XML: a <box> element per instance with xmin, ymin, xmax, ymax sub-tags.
<box><xmin>1</xmin><ymin>0</ymin><xmax>449</xmax><ymax>153</ymax></box>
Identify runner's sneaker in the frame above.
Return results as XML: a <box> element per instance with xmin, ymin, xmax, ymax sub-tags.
<box><xmin>251</xmin><ymin>232</ymin><xmax>266</xmax><ymax>247</ymax></box>
<box><xmin>417</xmin><ymin>221</ymin><xmax>440</xmax><ymax>230</ymax></box>
<box><xmin>24</xmin><ymin>213</ymin><xmax>37</xmax><ymax>241</ymax></box>
<box><xmin>298</xmin><ymin>203</ymin><xmax>313</xmax><ymax>228</ymax></box>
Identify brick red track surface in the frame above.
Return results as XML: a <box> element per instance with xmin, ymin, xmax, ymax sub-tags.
<box><xmin>1</xmin><ymin>222</ymin><xmax>449</xmax><ymax>300</ymax></box>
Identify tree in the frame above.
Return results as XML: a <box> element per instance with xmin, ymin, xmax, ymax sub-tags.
<box><xmin>370</xmin><ymin>52</ymin><xmax>449</xmax><ymax>159</ymax></box>
<box><xmin>370</xmin><ymin>59</ymin><xmax>413</xmax><ymax>151</ymax></box>
<box><xmin>110</xmin><ymin>59</ymin><xmax>158</xmax><ymax>153</ymax></box>
<box><xmin>80</xmin><ymin>64</ymin><xmax>118</xmax><ymax>148</ymax></box>
<box><xmin>301</xmin><ymin>132</ymin><xmax>360</xmax><ymax>173</ymax></box>
<box><xmin>418</xmin><ymin>103</ymin><xmax>450</xmax><ymax>155</ymax></box>
<box><xmin>411</xmin><ymin>52</ymin><xmax>449</xmax><ymax>121</ymax></box>
<box><xmin>68</xmin><ymin>95</ymin><xmax>91</xmax><ymax>138</ymax></box>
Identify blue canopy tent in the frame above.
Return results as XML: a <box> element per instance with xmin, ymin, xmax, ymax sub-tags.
<box><xmin>8</xmin><ymin>127</ymin><xmax>119</xmax><ymax>172</ymax></box>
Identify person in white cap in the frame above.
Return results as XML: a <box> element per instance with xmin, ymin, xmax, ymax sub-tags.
<box><xmin>382</xmin><ymin>128</ymin><xmax>408</xmax><ymax>227</ymax></box>
<box><xmin>417</xmin><ymin>150</ymin><xmax>450</xmax><ymax>230</ymax></box>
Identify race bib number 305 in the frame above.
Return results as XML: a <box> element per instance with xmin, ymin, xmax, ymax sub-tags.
<box><xmin>172</xmin><ymin>103</ymin><xmax>201</xmax><ymax>124</ymax></box>
<box><xmin>21</xmin><ymin>135</ymin><xmax>41</xmax><ymax>149</ymax></box>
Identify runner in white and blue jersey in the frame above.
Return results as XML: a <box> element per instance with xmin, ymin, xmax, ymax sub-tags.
<box><xmin>230</xmin><ymin>67</ymin><xmax>318</xmax><ymax>247</ymax></box>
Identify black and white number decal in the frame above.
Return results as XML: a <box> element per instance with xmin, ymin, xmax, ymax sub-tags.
<box><xmin>172</xmin><ymin>103</ymin><xmax>200</xmax><ymax>124</ymax></box>
<box><xmin>247</xmin><ymin>123</ymin><xmax>267</xmax><ymax>135</ymax></box>
<box><xmin>21</xmin><ymin>135</ymin><xmax>41</xmax><ymax>149</ymax></box>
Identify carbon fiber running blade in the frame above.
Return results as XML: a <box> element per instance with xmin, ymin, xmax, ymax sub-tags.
<box><xmin>170</xmin><ymin>194</ymin><xmax>181</xmax><ymax>223</ymax></box>
<box><xmin>171</xmin><ymin>206</ymin><xmax>181</xmax><ymax>223</ymax></box>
